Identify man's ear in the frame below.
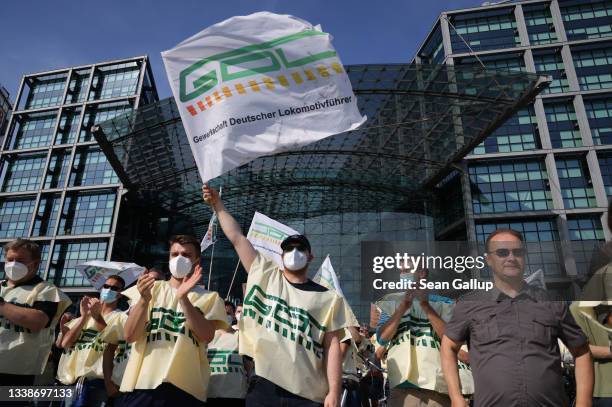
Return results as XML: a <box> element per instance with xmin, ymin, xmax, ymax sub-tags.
<box><xmin>308</xmin><ymin>253</ymin><xmax>314</xmax><ymax>262</ymax></box>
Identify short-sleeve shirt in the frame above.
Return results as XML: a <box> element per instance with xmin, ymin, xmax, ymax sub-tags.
<box><xmin>207</xmin><ymin>329</ymin><xmax>247</xmax><ymax>399</ymax></box>
<box><xmin>120</xmin><ymin>280</ymin><xmax>228</xmax><ymax>402</ymax></box>
<box><xmin>97</xmin><ymin>311</ymin><xmax>130</xmax><ymax>386</ymax></box>
<box><xmin>239</xmin><ymin>253</ymin><xmax>358</xmax><ymax>403</ymax></box>
<box><xmin>0</xmin><ymin>277</ymin><xmax>70</xmax><ymax>375</ymax></box>
<box><xmin>445</xmin><ymin>284</ymin><xmax>587</xmax><ymax>407</ymax></box>
<box><xmin>57</xmin><ymin>310</ymin><xmax>125</xmax><ymax>384</ymax></box>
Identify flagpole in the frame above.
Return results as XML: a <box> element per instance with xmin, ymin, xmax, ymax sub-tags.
<box><xmin>207</xmin><ymin>186</ymin><xmax>222</xmax><ymax>290</ymax></box>
<box><xmin>226</xmin><ymin>259</ymin><xmax>241</xmax><ymax>300</ymax></box>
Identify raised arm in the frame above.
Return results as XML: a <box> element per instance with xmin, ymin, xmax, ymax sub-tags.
<box><xmin>203</xmin><ymin>184</ymin><xmax>257</xmax><ymax>272</ymax></box>
<box><xmin>60</xmin><ymin>297</ymin><xmax>90</xmax><ymax>349</ymax></box>
<box><xmin>378</xmin><ymin>292</ymin><xmax>412</xmax><ymax>343</ymax></box>
<box><xmin>124</xmin><ymin>273</ymin><xmax>155</xmax><ymax>343</ymax></box>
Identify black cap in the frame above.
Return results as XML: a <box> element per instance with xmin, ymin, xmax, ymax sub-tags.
<box><xmin>280</xmin><ymin>235</ymin><xmax>311</xmax><ymax>252</ymax></box>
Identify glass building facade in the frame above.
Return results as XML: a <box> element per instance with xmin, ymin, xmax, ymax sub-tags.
<box><xmin>0</xmin><ymin>56</ymin><xmax>158</xmax><ymax>294</ymax></box>
<box><xmin>417</xmin><ymin>0</ymin><xmax>612</xmax><ymax>290</ymax></box>
<box><xmin>0</xmin><ymin>86</ymin><xmax>11</xmax><ymax>145</ymax></box>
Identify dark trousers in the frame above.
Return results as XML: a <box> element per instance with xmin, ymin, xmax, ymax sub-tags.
<box><xmin>71</xmin><ymin>378</ymin><xmax>107</xmax><ymax>407</ymax></box>
<box><xmin>342</xmin><ymin>379</ymin><xmax>361</xmax><ymax>407</ymax></box>
<box><xmin>207</xmin><ymin>398</ymin><xmax>245</xmax><ymax>407</ymax></box>
<box><xmin>121</xmin><ymin>382</ymin><xmax>205</xmax><ymax>407</ymax></box>
<box><xmin>246</xmin><ymin>376</ymin><xmax>322</xmax><ymax>407</ymax></box>
<box><xmin>594</xmin><ymin>398</ymin><xmax>612</xmax><ymax>407</ymax></box>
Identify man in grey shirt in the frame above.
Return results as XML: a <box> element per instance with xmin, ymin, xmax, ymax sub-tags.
<box><xmin>440</xmin><ymin>228</ymin><xmax>594</xmax><ymax>407</ymax></box>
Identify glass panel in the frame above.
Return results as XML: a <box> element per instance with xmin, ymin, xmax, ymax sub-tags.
<box><xmin>65</xmin><ymin>69</ymin><xmax>91</xmax><ymax>104</ymax></box>
<box><xmin>48</xmin><ymin>240</ymin><xmax>108</xmax><ymax>287</ymax></box>
<box><xmin>58</xmin><ymin>190</ymin><xmax>116</xmax><ymax>235</ymax></box>
<box><xmin>44</xmin><ymin>149</ymin><xmax>71</xmax><ymax>189</ymax></box>
<box><xmin>450</xmin><ymin>8</ymin><xmax>520</xmax><ymax>53</ymax></box>
<box><xmin>572</xmin><ymin>44</ymin><xmax>612</xmax><ymax>91</ymax></box>
<box><xmin>24</xmin><ymin>74</ymin><xmax>67</xmax><ymax>110</ymax></box>
<box><xmin>533</xmin><ymin>50</ymin><xmax>570</xmax><ymax>94</ymax></box>
<box><xmin>469</xmin><ymin>159</ymin><xmax>551</xmax><ymax>213</ymax></box>
<box><xmin>7</xmin><ymin>112</ymin><xmax>57</xmax><ymax>150</ymax></box>
<box><xmin>556</xmin><ymin>157</ymin><xmax>596</xmax><ymax>208</ymax></box>
<box><xmin>88</xmin><ymin>62</ymin><xmax>140</xmax><ymax>101</ymax></box>
<box><xmin>0</xmin><ymin>197</ymin><xmax>36</xmax><ymax>238</ymax></box>
<box><xmin>79</xmin><ymin>101</ymin><xmax>132</xmax><ymax>142</ymax></box>
<box><xmin>524</xmin><ymin>3</ymin><xmax>558</xmax><ymax>45</ymax></box>
<box><xmin>55</xmin><ymin>108</ymin><xmax>81</xmax><ymax>145</ymax></box>
<box><xmin>471</xmin><ymin>107</ymin><xmax>539</xmax><ymax>154</ymax></box>
<box><xmin>544</xmin><ymin>99</ymin><xmax>582</xmax><ymax>147</ymax></box>
<box><xmin>1</xmin><ymin>153</ymin><xmax>46</xmax><ymax>192</ymax></box>
<box><xmin>32</xmin><ymin>193</ymin><xmax>61</xmax><ymax>237</ymax></box>
<box><xmin>69</xmin><ymin>147</ymin><xmax>118</xmax><ymax>186</ymax></box>
<box><xmin>561</xmin><ymin>0</ymin><xmax>612</xmax><ymax>40</ymax></box>
<box><xmin>585</xmin><ymin>96</ymin><xmax>612</xmax><ymax>145</ymax></box>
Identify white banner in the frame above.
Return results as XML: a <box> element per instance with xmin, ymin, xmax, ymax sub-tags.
<box><xmin>246</xmin><ymin>211</ymin><xmax>299</xmax><ymax>268</ymax></box>
<box><xmin>201</xmin><ymin>212</ymin><xmax>217</xmax><ymax>252</ymax></box>
<box><xmin>314</xmin><ymin>255</ymin><xmax>344</xmax><ymax>297</ymax></box>
<box><xmin>76</xmin><ymin>261</ymin><xmax>145</xmax><ymax>290</ymax></box>
<box><xmin>161</xmin><ymin>11</ymin><xmax>366</xmax><ymax>182</ymax></box>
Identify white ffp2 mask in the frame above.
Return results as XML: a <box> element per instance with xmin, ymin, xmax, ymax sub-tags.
<box><xmin>5</xmin><ymin>261</ymin><xmax>29</xmax><ymax>281</ymax></box>
<box><xmin>169</xmin><ymin>255</ymin><xmax>192</xmax><ymax>278</ymax></box>
<box><xmin>283</xmin><ymin>248</ymin><xmax>309</xmax><ymax>271</ymax></box>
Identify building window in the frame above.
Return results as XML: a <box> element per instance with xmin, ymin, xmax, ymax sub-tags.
<box><xmin>88</xmin><ymin>62</ymin><xmax>140</xmax><ymax>101</ymax></box>
<box><xmin>472</xmin><ymin>107</ymin><xmax>539</xmax><ymax>154</ymax></box>
<box><xmin>69</xmin><ymin>147</ymin><xmax>118</xmax><ymax>186</ymax></box>
<box><xmin>7</xmin><ymin>112</ymin><xmax>57</xmax><ymax>150</ymax></box>
<box><xmin>524</xmin><ymin>3</ymin><xmax>558</xmax><ymax>45</ymax></box>
<box><xmin>58</xmin><ymin>190</ymin><xmax>115</xmax><ymax>235</ymax></box>
<box><xmin>1</xmin><ymin>153</ymin><xmax>46</xmax><ymax>192</ymax></box>
<box><xmin>48</xmin><ymin>240</ymin><xmax>108</xmax><ymax>287</ymax></box>
<box><xmin>55</xmin><ymin>108</ymin><xmax>81</xmax><ymax>145</ymax></box>
<box><xmin>597</xmin><ymin>152</ymin><xmax>612</xmax><ymax>196</ymax></box>
<box><xmin>65</xmin><ymin>69</ymin><xmax>91</xmax><ymax>104</ymax></box>
<box><xmin>79</xmin><ymin>101</ymin><xmax>132</xmax><ymax>142</ymax></box>
<box><xmin>532</xmin><ymin>49</ymin><xmax>570</xmax><ymax>94</ymax></box>
<box><xmin>556</xmin><ymin>157</ymin><xmax>596</xmax><ymax>208</ymax></box>
<box><xmin>32</xmin><ymin>193</ymin><xmax>61</xmax><ymax>237</ymax></box>
<box><xmin>0</xmin><ymin>197</ymin><xmax>35</xmax><ymax>239</ymax></box>
<box><xmin>561</xmin><ymin>0</ymin><xmax>612</xmax><ymax>41</ymax></box>
<box><xmin>450</xmin><ymin>8</ymin><xmax>520</xmax><ymax>53</ymax></box>
<box><xmin>572</xmin><ymin>44</ymin><xmax>612</xmax><ymax>91</ymax></box>
<box><xmin>475</xmin><ymin>220</ymin><xmax>561</xmax><ymax>276</ymax></box>
<box><xmin>455</xmin><ymin>52</ymin><xmax>526</xmax><ymax>72</ymax></box>
<box><xmin>418</xmin><ymin>24</ymin><xmax>445</xmax><ymax>64</ymax></box>
<box><xmin>44</xmin><ymin>149</ymin><xmax>71</xmax><ymax>189</ymax></box>
<box><xmin>544</xmin><ymin>99</ymin><xmax>582</xmax><ymax>148</ymax></box>
<box><xmin>584</xmin><ymin>96</ymin><xmax>612</xmax><ymax>145</ymax></box>
<box><xmin>469</xmin><ymin>160</ymin><xmax>552</xmax><ymax>213</ymax></box>
<box><xmin>24</xmin><ymin>74</ymin><xmax>67</xmax><ymax>110</ymax></box>
<box><xmin>567</xmin><ymin>216</ymin><xmax>605</xmax><ymax>276</ymax></box>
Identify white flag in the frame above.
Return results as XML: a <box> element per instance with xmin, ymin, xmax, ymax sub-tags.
<box><xmin>161</xmin><ymin>12</ymin><xmax>366</xmax><ymax>182</ymax></box>
<box><xmin>76</xmin><ymin>261</ymin><xmax>145</xmax><ymax>290</ymax></box>
<box><xmin>246</xmin><ymin>211</ymin><xmax>300</xmax><ymax>268</ymax></box>
<box><xmin>314</xmin><ymin>255</ymin><xmax>344</xmax><ymax>297</ymax></box>
<box><xmin>201</xmin><ymin>212</ymin><xmax>217</xmax><ymax>252</ymax></box>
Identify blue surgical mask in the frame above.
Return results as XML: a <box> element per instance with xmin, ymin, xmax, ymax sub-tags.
<box><xmin>100</xmin><ymin>288</ymin><xmax>118</xmax><ymax>303</ymax></box>
<box><xmin>400</xmin><ymin>273</ymin><xmax>413</xmax><ymax>283</ymax></box>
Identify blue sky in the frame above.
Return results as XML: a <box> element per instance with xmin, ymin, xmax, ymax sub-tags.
<box><xmin>0</xmin><ymin>0</ymin><xmax>481</xmax><ymax>101</ymax></box>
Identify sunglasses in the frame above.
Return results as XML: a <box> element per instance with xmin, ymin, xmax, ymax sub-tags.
<box><xmin>103</xmin><ymin>284</ymin><xmax>122</xmax><ymax>292</ymax></box>
<box><xmin>284</xmin><ymin>244</ymin><xmax>309</xmax><ymax>252</ymax></box>
<box><xmin>491</xmin><ymin>248</ymin><xmax>526</xmax><ymax>258</ymax></box>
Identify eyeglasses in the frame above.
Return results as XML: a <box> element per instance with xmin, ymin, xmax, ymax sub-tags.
<box><xmin>491</xmin><ymin>248</ymin><xmax>526</xmax><ymax>258</ymax></box>
<box><xmin>103</xmin><ymin>284</ymin><xmax>122</xmax><ymax>292</ymax></box>
<box><xmin>284</xmin><ymin>244</ymin><xmax>309</xmax><ymax>252</ymax></box>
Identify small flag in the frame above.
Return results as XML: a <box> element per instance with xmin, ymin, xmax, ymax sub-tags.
<box><xmin>201</xmin><ymin>212</ymin><xmax>217</xmax><ymax>252</ymax></box>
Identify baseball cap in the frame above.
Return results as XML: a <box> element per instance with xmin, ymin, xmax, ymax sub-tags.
<box><xmin>280</xmin><ymin>235</ymin><xmax>311</xmax><ymax>252</ymax></box>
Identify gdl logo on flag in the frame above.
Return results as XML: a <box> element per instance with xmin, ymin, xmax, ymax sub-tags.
<box><xmin>178</xmin><ymin>30</ymin><xmax>346</xmax><ymax>116</ymax></box>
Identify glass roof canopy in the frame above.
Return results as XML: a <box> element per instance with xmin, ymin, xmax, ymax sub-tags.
<box><xmin>94</xmin><ymin>64</ymin><xmax>547</xmax><ymax>235</ymax></box>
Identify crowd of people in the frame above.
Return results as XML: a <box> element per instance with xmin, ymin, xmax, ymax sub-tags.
<box><xmin>0</xmin><ymin>184</ymin><xmax>610</xmax><ymax>407</ymax></box>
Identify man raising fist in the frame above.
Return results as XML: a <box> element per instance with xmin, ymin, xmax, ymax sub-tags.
<box><xmin>120</xmin><ymin>235</ymin><xmax>228</xmax><ymax>406</ymax></box>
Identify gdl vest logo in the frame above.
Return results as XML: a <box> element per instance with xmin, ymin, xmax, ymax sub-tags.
<box><xmin>179</xmin><ymin>30</ymin><xmax>344</xmax><ymax>116</ymax></box>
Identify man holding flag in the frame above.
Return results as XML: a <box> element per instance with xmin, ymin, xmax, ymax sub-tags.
<box><xmin>203</xmin><ymin>184</ymin><xmax>357</xmax><ymax>407</ymax></box>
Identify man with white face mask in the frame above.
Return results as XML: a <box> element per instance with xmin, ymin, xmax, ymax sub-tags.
<box><xmin>120</xmin><ymin>234</ymin><xmax>228</xmax><ymax>406</ymax></box>
<box><xmin>203</xmin><ymin>184</ymin><xmax>358</xmax><ymax>407</ymax></box>
<box><xmin>0</xmin><ymin>238</ymin><xmax>70</xmax><ymax>389</ymax></box>
<box><xmin>56</xmin><ymin>275</ymin><xmax>126</xmax><ymax>407</ymax></box>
